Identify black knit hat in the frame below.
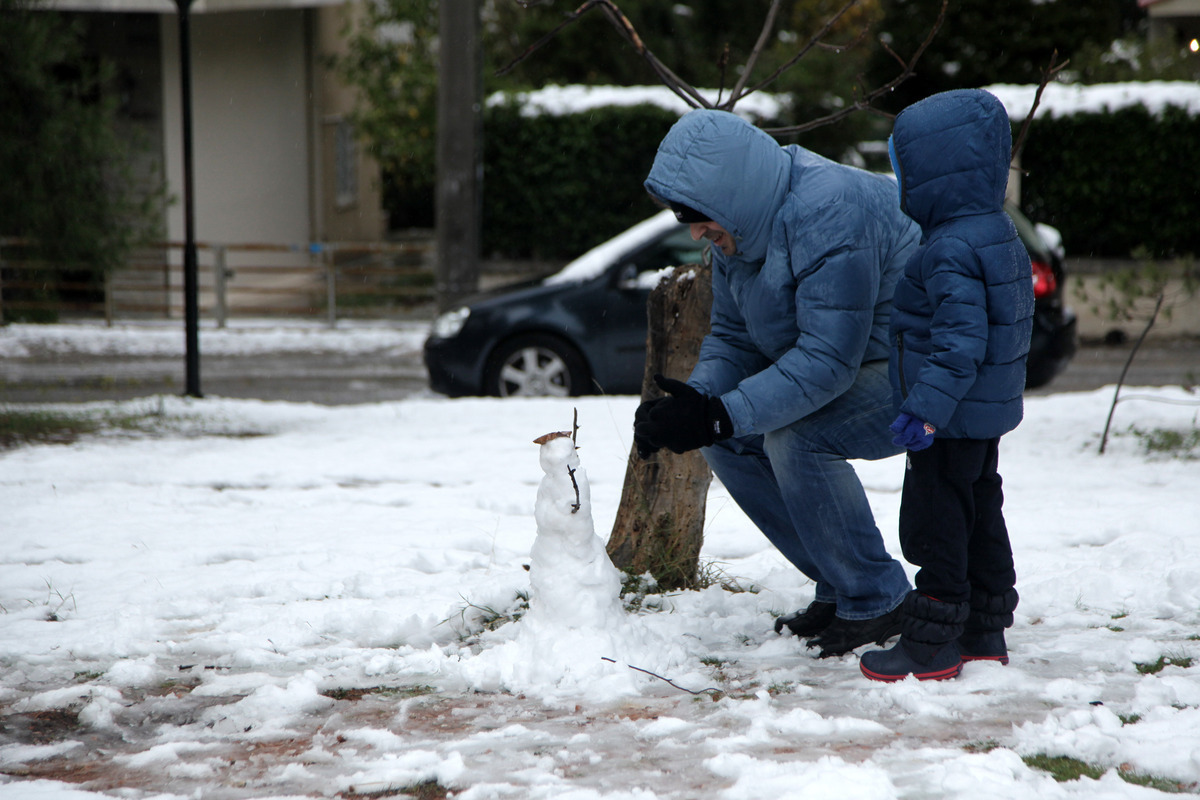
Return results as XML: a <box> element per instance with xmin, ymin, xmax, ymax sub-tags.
<box><xmin>668</xmin><ymin>200</ymin><xmax>711</xmax><ymax>224</ymax></box>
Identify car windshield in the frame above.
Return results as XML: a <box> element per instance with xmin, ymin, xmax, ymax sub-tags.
<box><xmin>545</xmin><ymin>210</ymin><xmax>692</xmax><ymax>286</ymax></box>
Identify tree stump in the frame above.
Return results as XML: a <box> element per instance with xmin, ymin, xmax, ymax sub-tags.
<box><xmin>607</xmin><ymin>261</ymin><xmax>713</xmax><ymax>590</ymax></box>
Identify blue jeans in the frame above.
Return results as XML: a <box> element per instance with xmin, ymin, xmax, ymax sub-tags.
<box><xmin>702</xmin><ymin>361</ymin><xmax>911</xmax><ymax>619</ymax></box>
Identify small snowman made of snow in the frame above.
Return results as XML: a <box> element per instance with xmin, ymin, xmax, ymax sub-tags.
<box><xmin>526</xmin><ymin>431</ymin><xmax>625</xmax><ymax>631</ymax></box>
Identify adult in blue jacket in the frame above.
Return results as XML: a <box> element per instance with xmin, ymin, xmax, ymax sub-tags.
<box><xmin>635</xmin><ymin>109</ymin><xmax>922</xmax><ymax>657</ymax></box>
<box><xmin>860</xmin><ymin>89</ymin><xmax>1033</xmax><ymax>682</ymax></box>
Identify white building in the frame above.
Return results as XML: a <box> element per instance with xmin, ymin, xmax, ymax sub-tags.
<box><xmin>43</xmin><ymin>0</ymin><xmax>387</xmax><ymax>259</ymax></box>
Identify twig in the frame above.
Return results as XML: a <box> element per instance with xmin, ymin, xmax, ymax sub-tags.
<box><xmin>733</xmin><ymin>0</ymin><xmax>860</xmax><ymax>106</ymax></box>
<box><xmin>601</xmin><ymin>657</ymin><xmax>721</xmax><ymax>696</ymax></box>
<box><xmin>500</xmin><ymin>0</ymin><xmax>945</xmax><ymax>130</ymax></box>
<box><xmin>1011</xmin><ymin>49</ymin><xmax>1069</xmax><ymax>166</ymax></box>
<box><xmin>497</xmin><ymin>0</ymin><xmax>711</xmax><ymax>110</ymax></box>
<box><xmin>1099</xmin><ymin>293</ymin><xmax>1165</xmax><ymax>454</ymax></box>
<box><xmin>763</xmin><ymin>0</ymin><xmax>947</xmax><ymax>136</ymax></box>
<box><xmin>567</xmin><ymin>465</ymin><xmax>582</xmax><ymax>513</ymax></box>
<box><xmin>724</xmin><ymin>0</ymin><xmax>786</xmax><ymax>107</ymax></box>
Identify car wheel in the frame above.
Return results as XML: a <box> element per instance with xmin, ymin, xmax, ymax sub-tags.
<box><xmin>484</xmin><ymin>334</ymin><xmax>590</xmax><ymax>397</ymax></box>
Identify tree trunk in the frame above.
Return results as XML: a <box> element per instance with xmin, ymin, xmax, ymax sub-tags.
<box><xmin>607</xmin><ymin>261</ymin><xmax>713</xmax><ymax>590</ymax></box>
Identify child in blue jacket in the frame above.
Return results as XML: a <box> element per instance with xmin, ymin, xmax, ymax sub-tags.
<box><xmin>860</xmin><ymin>89</ymin><xmax>1035</xmax><ymax>682</ymax></box>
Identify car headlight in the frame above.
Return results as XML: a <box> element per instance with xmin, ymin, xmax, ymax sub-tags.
<box><xmin>431</xmin><ymin>306</ymin><xmax>470</xmax><ymax>339</ymax></box>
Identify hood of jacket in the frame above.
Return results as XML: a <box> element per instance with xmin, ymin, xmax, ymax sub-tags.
<box><xmin>890</xmin><ymin>89</ymin><xmax>1011</xmax><ymax>231</ymax></box>
<box><xmin>644</xmin><ymin>109</ymin><xmax>790</xmax><ymax>264</ymax></box>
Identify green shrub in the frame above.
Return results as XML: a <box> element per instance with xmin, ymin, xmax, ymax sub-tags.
<box><xmin>482</xmin><ymin>103</ymin><xmax>680</xmax><ymax>260</ymax></box>
<box><xmin>1021</xmin><ymin>105</ymin><xmax>1200</xmax><ymax>259</ymax></box>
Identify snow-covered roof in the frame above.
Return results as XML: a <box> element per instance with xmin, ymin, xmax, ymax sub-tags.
<box><xmin>986</xmin><ymin>81</ymin><xmax>1200</xmax><ymax>118</ymax></box>
<box><xmin>486</xmin><ymin>84</ymin><xmax>791</xmax><ymax>122</ymax></box>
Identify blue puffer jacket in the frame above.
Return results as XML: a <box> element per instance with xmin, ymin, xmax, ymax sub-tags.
<box><xmin>644</xmin><ymin>110</ymin><xmax>921</xmax><ymax>437</ymax></box>
<box><xmin>888</xmin><ymin>89</ymin><xmax>1034</xmax><ymax>439</ymax></box>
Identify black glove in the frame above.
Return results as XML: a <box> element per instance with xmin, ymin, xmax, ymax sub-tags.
<box><xmin>633</xmin><ymin>396</ymin><xmax>666</xmax><ymax>458</ymax></box>
<box><xmin>634</xmin><ymin>374</ymin><xmax>733</xmax><ymax>456</ymax></box>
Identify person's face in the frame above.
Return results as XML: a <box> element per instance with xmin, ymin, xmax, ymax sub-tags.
<box><xmin>689</xmin><ymin>220</ymin><xmax>736</xmax><ymax>256</ymax></box>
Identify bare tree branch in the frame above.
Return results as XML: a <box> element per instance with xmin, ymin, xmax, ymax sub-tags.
<box><xmin>723</xmin><ymin>0</ymin><xmax>785</xmax><ymax>109</ymax></box>
<box><xmin>715</xmin><ymin>42</ymin><xmax>731</xmax><ymax>105</ymax></box>
<box><xmin>497</xmin><ymin>0</ymin><xmax>712</xmax><ymax>109</ymax></box>
<box><xmin>1011</xmin><ymin>49</ymin><xmax>1069</xmax><ymax>166</ymax></box>
<box><xmin>731</xmin><ymin>0</ymin><xmax>861</xmax><ymax>108</ymax></box>
<box><xmin>500</xmin><ymin>0</ymin><xmax>946</xmax><ymax>137</ymax></box>
<box><xmin>762</xmin><ymin>0</ymin><xmax>947</xmax><ymax>136</ymax></box>
<box><xmin>594</xmin><ymin>1</ymin><xmax>710</xmax><ymax>108</ymax></box>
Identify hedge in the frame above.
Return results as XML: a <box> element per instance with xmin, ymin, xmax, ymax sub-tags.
<box><xmin>474</xmin><ymin>90</ymin><xmax>1200</xmax><ymax>262</ymax></box>
<box><xmin>1020</xmin><ymin>104</ymin><xmax>1200</xmax><ymax>259</ymax></box>
<box><xmin>481</xmin><ymin>103</ymin><xmax>681</xmax><ymax>260</ymax></box>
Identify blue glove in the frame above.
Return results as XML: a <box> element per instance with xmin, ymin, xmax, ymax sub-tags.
<box><xmin>890</xmin><ymin>413</ymin><xmax>936</xmax><ymax>451</ymax></box>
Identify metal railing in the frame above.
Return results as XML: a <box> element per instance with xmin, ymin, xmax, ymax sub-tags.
<box><xmin>0</xmin><ymin>236</ymin><xmax>435</xmax><ymax>327</ymax></box>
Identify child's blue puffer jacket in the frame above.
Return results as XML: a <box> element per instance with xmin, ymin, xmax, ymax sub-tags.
<box><xmin>888</xmin><ymin>89</ymin><xmax>1035</xmax><ymax>439</ymax></box>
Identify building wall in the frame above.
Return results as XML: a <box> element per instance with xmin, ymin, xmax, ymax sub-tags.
<box><xmin>159</xmin><ymin>7</ymin><xmax>312</xmax><ymax>251</ymax></box>
<box><xmin>313</xmin><ymin>2</ymin><xmax>387</xmax><ymax>242</ymax></box>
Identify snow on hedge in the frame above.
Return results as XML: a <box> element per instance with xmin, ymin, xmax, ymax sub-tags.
<box><xmin>986</xmin><ymin>81</ymin><xmax>1200</xmax><ymax>118</ymax></box>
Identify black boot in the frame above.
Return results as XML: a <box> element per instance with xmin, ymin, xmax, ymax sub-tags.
<box><xmin>774</xmin><ymin>600</ymin><xmax>837</xmax><ymax>638</ymax></box>
<box><xmin>807</xmin><ymin>603</ymin><xmax>904</xmax><ymax>658</ymax></box>
<box><xmin>861</xmin><ymin>592</ymin><xmax>969</xmax><ymax>681</ymax></box>
<box><xmin>958</xmin><ymin>588</ymin><xmax>1018</xmax><ymax>665</ymax></box>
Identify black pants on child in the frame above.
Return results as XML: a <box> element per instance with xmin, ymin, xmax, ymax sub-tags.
<box><xmin>898</xmin><ymin>437</ymin><xmax>1016</xmax><ymax>605</ymax></box>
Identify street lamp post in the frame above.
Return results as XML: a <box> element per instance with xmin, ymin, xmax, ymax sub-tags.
<box><xmin>175</xmin><ymin>0</ymin><xmax>202</xmax><ymax>398</ymax></box>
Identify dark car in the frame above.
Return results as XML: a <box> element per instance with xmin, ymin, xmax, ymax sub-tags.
<box><xmin>1005</xmin><ymin>203</ymin><xmax>1078</xmax><ymax>388</ymax></box>
<box><xmin>425</xmin><ymin>206</ymin><xmax>1076</xmax><ymax>397</ymax></box>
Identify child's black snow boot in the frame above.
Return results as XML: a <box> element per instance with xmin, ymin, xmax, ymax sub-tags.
<box><xmin>860</xmin><ymin>592</ymin><xmax>968</xmax><ymax>682</ymax></box>
<box><xmin>958</xmin><ymin>587</ymin><xmax>1018</xmax><ymax>665</ymax></box>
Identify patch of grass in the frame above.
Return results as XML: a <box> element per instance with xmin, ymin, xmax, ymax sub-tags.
<box><xmin>766</xmin><ymin>681</ymin><xmax>795</xmax><ymax>697</ymax></box>
<box><xmin>700</xmin><ymin>656</ymin><xmax>735</xmax><ymax>685</ymax></box>
<box><xmin>1024</xmin><ymin>753</ymin><xmax>1198</xmax><ymax>793</ymax></box>
<box><xmin>447</xmin><ymin>591</ymin><xmax>529</xmax><ymax>639</ymax></box>
<box><xmin>1023</xmin><ymin>754</ymin><xmax>1105</xmax><ymax>782</ymax></box>
<box><xmin>0</xmin><ymin>403</ymin><xmax>259</xmax><ymax>450</ymax></box>
<box><xmin>620</xmin><ymin>572</ymin><xmax>668</xmax><ymax>613</ymax></box>
<box><xmin>964</xmin><ymin>739</ymin><xmax>1000</xmax><ymax>753</ymax></box>
<box><xmin>341</xmin><ymin>779</ymin><xmax>448</xmax><ymax>799</ymax></box>
<box><xmin>696</xmin><ymin>560</ymin><xmax>759</xmax><ymax>594</ymax></box>
<box><xmin>1135</xmin><ymin>655</ymin><xmax>1194</xmax><ymax>675</ymax></box>
<box><xmin>322</xmin><ymin>685</ymin><xmax>435</xmax><ymax>702</ymax></box>
<box><xmin>1119</xmin><ymin>713</ymin><xmax>1142</xmax><ymax>725</ymax></box>
<box><xmin>33</xmin><ymin>581</ymin><xmax>76</xmax><ymax>621</ymax></box>
<box><xmin>0</xmin><ymin>408</ymin><xmax>102</xmax><ymax>448</ymax></box>
<box><xmin>1119</xmin><ymin>766</ymin><xmax>1197</xmax><ymax>794</ymax></box>
<box><xmin>1128</xmin><ymin>425</ymin><xmax>1200</xmax><ymax>459</ymax></box>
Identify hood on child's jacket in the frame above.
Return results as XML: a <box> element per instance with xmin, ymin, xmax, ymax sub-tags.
<box><xmin>643</xmin><ymin>110</ymin><xmax>790</xmax><ymax>264</ymax></box>
<box><xmin>890</xmin><ymin>89</ymin><xmax>1011</xmax><ymax>231</ymax></box>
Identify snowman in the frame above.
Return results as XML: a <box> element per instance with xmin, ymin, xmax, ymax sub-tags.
<box><xmin>450</xmin><ymin>426</ymin><xmax>692</xmax><ymax>700</ymax></box>
<box><xmin>525</xmin><ymin>430</ymin><xmax>625</xmax><ymax>631</ymax></box>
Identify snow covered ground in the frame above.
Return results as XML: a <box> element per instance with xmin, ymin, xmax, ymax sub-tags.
<box><xmin>1</xmin><ymin>322</ymin><xmax>1200</xmax><ymax>799</ymax></box>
